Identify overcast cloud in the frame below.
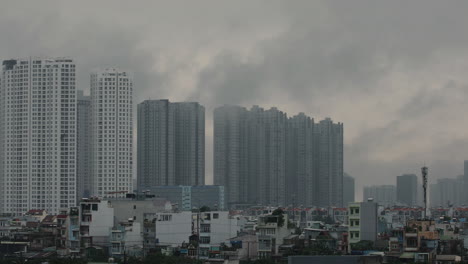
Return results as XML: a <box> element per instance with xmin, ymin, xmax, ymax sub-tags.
<box><xmin>2</xmin><ymin>0</ymin><xmax>468</xmax><ymax>199</ymax></box>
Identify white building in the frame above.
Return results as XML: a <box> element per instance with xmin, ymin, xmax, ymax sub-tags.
<box><xmin>108</xmin><ymin>197</ymin><xmax>172</xmax><ymax>223</ymax></box>
<box><xmin>78</xmin><ymin>198</ymin><xmax>114</xmax><ymax>248</ymax></box>
<box><xmin>148</xmin><ymin>211</ymin><xmax>241</xmax><ymax>258</ymax></box>
<box><xmin>348</xmin><ymin>199</ymin><xmax>378</xmax><ymax>249</ymax></box>
<box><xmin>0</xmin><ymin>58</ymin><xmax>77</xmax><ymax>215</ymax></box>
<box><xmin>151</xmin><ymin>211</ymin><xmax>193</xmax><ymax>247</ymax></box>
<box><xmin>90</xmin><ymin>68</ymin><xmax>133</xmax><ymax>198</ymax></box>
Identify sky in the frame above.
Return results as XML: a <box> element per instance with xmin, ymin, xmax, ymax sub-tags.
<box><xmin>2</xmin><ymin>0</ymin><xmax>468</xmax><ymax>200</ymax></box>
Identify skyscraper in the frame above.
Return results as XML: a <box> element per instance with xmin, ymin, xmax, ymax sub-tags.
<box><xmin>396</xmin><ymin>174</ymin><xmax>418</xmax><ymax>206</ymax></box>
<box><xmin>317</xmin><ymin>118</ymin><xmax>344</xmax><ymax>207</ymax></box>
<box><xmin>430</xmin><ymin>177</ymin><xmax>463</xmax><ymax>207</ymax></box>
<box><xmin>343</xmin><ymin>173</ymin><xmax>355</xmax><ymax>206</ymax></box>
<box><xmin>213</xmin><ymin>105</ymin><xmax>248</xmax><ymax>206</ymax></box>
<box><xmin>90</xmin><ymin>68</ymin><xmax>133</xmax><ymax>198</ymax></box>
<box><xmin>214</xmin><ymin>105</ymin><xmax>343</xmax><ymax>208</ymax></box>
<box><xmin>286</xmin><ymin>113</ymin><xmax>315</xmax><ymax>207</ymax></box>
<box><xmin>214</xmin><ymin>105</ymin><xmax>288</xmax><ymax>207</ymax></box>
<box><xmin>0</xmin><ymin>58</ymin><xmax>77</xmax><ymax>214</ymax></box>
<box><xmin>138</xmin><ymin>100</ymin><xmax>205</xmax><ymax>189</ymax></box>
<box><xmin>77</xmin><ymin>90</ymin><xmax>91</xmax><ymax>200</ymax></box>
<box><xmin>363</xmin><ymin>185</ymin><xmax>396</xmax><ymax>207</ymax></box>
<box><xmin>259</xmin><ymin>107</ymin><xmax>288</xmax><ymax>206</ymax></box>
<box><xmin>172</xmin><ymin>102</ymin><xmax>205</xmax><ymax>186</ymax></box>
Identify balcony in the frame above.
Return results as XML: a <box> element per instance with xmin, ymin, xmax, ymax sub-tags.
<box><xmin>82</xmin><ymin>210</ymin><xmax>91</xmax><ymax>215</ymax></box>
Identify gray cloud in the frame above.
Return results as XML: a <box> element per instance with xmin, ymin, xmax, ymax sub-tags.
<box><xmin>2</xmin><ymin>0</ymin><xmax>468</xmax><ymax>200</ymax></box>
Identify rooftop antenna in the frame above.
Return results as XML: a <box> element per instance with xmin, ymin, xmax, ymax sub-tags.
<box><xmin>421</xmin><ymin>165</ymin><xmax>428</xmax><ymax>219</ymax></box>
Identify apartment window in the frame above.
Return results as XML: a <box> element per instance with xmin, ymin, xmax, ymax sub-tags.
<box><xmin>213</xmin><ymin>213</ymin><xmax>219</xmax><ymax>219</ymax></box>
<box><xmin>407</xmin><ymin>238</ymin><xmax>417</xmax><ymax>247</ymax></box>
<box><xmin>201</xmin><ymin>224</ymin><xmax>211</xmax><ymax>233</ymax></box>
<box><xmin>160</xmin><ymin>215</ymin><xmax>172</xmax><ymax>221</ymax></box>
<box><xmin>199</xmin><ymin>236</ymin><xmax>211</xmax><ymax>244</ymax></box>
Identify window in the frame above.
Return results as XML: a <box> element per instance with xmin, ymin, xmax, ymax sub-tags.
<box><xmin>160</xmin><ymin>214</ymin><xmax>172</xmax><ymax>221</ymax></box>
<box><xmin>407</xmin><ymin>238</ymin><xmax>418</xmax><ymax>247</ymax></box>
<box><xmin>213</xmin><ymin>213</ymin><xmax>219</xmax><ymax>219</ymax></box>
<box><xmin>201</xmin><ymin>224</ymin><xmax>211</xmax><ymax>233</ymax></box>
<box><xmin>200</xmin><ymin>236</ymin><xmax>211</xmax><ymax>244</ymax></box>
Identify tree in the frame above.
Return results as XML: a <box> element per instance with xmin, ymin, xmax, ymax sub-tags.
<box><xmin>272</xmin><ymin>208</ymin><xmax>285</xmax><ymax>227</ymax></box>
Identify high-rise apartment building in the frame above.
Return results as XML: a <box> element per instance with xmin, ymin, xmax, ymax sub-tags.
<box><xmin>396</xmin><ymin>174</ymin><xmax>418</xmax><ymax>206</ymax></box>
<box><xmin>260</xmin><ymin>107</ymin><xmax>288</xmax><ymax>206</ymax></box>
<box><xmin>214</xmin><ymin>105</ymin><xmax>288</xmax><ymax>207</ymax></box>
<box><xmin>430</xmin><ymin>177</ymin><xmax>463</xmax><ymax>207</ymax></box>
<box><xmin>77</xmin><ymin>91</ymin><xmax>91</xmax><ymax>200</ymax></box>
<box><xmin>137</xmin><ymin>100</ymin><xmax>204</xmax><ymax>189</ymax></box>
<box><xmin>363</xmin><ymin>185</ymin><xmax>396</xmax><ymax>207</ymax></box>
<box><xmin>214</xmin><ymin>105</ymin><xmax>343</xmax><ymax>208</ymax></box>
<box><xmin>90</xmin><ymin>69</ymin><xmax>133</xmax><ymax>198</ymax></box>
<box><xmin>317</xmin><ymin>118</ymin><xmax>344</xmax><ymax>207</ymax></box>
<box><xmin>286</xmin><ymin>113</ymin><xmax>316</xmax><ymax>207</ymax></box>
<box><xmin>171</xmin><ymin>102</ymin><xmax>205</xmax><ymax>185</ymax></box>
<box><xmin>343</xmin><ymin>173</ymin><xmax>355</xmax><ymax>206</ymax></box>
<box><xmin>213</xmin><ymin>105</ymin><xmax>248</xmax><ymax>205</ymax></box>
<box><xmin>0</xmin><ymin>58</ymin><xmax>77</xmax><ymax>214</ymax></box>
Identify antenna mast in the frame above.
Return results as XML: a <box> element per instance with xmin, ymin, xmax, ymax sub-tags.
<box><xmin>421</xmin><ymin>166</ymin><xmax>428</xmax><ymax>219</ymax></box>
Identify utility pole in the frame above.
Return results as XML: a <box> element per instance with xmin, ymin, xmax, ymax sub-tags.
<box><xmin>196</xmin><ymin>208</ymin><xmax>200</xmax><ymax>261</ymax></box>
<box><xmin>421</xmin><ymin>166</ymin><xmax>428</xmax><ymax>219</ymax></box>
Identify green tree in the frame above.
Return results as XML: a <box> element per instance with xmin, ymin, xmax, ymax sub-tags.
<box><xmin>272</xmin><ymin>208</ymin><xmax>285</xmax><ymax>227</ymax></box>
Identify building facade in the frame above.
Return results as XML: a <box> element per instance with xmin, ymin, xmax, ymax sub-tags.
<box><xmin>343</xmin><ymin>173</ymin><xmax>355</xmax><ymax>206</ymax></box>
<box><xmin>214</xmin><ymin>105</ymin><xmax>343</xmax><ymax>208</ymax></box>
<box><xmin>145</xmin><ymin>185</ymin><xmax>225</xmax><ymax>211</ymax></box>
<box><xmin>77</xmin><ymin>91</ymin><xmax>91</xmax><ymax>201</ymax></box>
<box><xmin>286</xmin><ymin>113</ymin><xmax>316</xmax><ymax>207</ymax></box>
<box><xmin>90</xmin><ymin>69</ymin><xmax>133</xmax><ymax>198</ymax></box>
<box><xmin>348</xmin><ymin>199</ymin><xmax>378</xmax><ymax>248</ymax></box>
<box><xmin>137</xmin><ymin>100</ymin><xmax>205</xmax><ymax>189</ymax></box>
<box><xmin>430</xmin><ymin>177</ymin><xmax>463</xmax><ymax>207</ymax></box>
<box><xmin>397</xmin><ymin>174</ymin><xmax>418</xmax><ymax>206</ymax></box>
<box><xmin>0</xmin><ymin>58</ymin><xmax>77</xmax><ymax>215</ymax></box>
<box><xmin>363</xmin><ymin>185</ymin><xmax>396</xmax><ymax>207</ymax></box>
<box><xmin>317</xmin><ymin>118</ymin><xmax>344</xmax><ymax>208</ymax></box>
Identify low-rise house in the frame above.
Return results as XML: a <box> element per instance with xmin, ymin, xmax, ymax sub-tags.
<box><xmin>25</xmin><ymin>209</ymin><xmax>48</xmax><ymax>222</ymax></box>
<box><xmin>256</xmin><ymin>211</ymin><xmax>293</xmax><ymax>258</ymax></box>
<box><xmin>109</xmin><ymin>220</ymin><xmax>143</xmax><ymax>258</ymax></box>
<box><xmin>348</xmin><ymin>199</ymin><xmax>378</xmax><ymax>251</ymax></box>
<box><xmin>66</xmin><ymin>207</ymin><xmax>80</xmax><ymax>255</ymax></box>
<box><xmin>76</xmin><ymin>198</ymin><xmax>114</xmax><ymax>257</ymax></box>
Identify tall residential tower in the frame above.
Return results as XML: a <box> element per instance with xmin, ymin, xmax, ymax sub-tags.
<box><xmin>396</xmin><ymin>174</ymin><xmax>418</xmax><ymax>206</ymax></box>
<box><xmin>0</xmin><ymin>58</ymin><xmax>77</xmax><ymax>214</ymax></box>
<box><xmin>214</xmin><ymin>105</ymin><xmax>343</xmax><ymax>208</ymax></box>
<box><xmin>137</xmin><ymin>100</ymin><xmax>205</xmax><ymax>190</ymax></box>
<box><xmin>90</xmin><ymin>69</ymin><xmax>133</xmax><ymax>198</ymax></box>
<box><xmin>77</xmin><ymin>90</ymin><xmax>91</xmax><ymax>200</ymax></box>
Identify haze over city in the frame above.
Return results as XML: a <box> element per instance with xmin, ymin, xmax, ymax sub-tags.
<box><xmin>3</xmin><ymin>1</ymin><xmax>468</xmax><ymax>201</ymax></box>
